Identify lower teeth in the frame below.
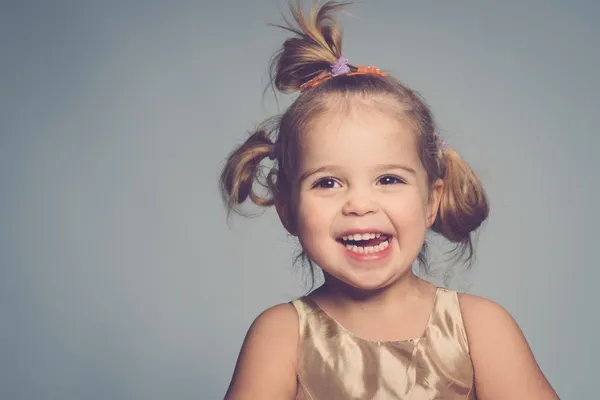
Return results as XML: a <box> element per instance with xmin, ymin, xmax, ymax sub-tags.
<box><xmin>345</xmin><ymin>240</ymin><xmax>389</xmax><ymax>254</ymax></box>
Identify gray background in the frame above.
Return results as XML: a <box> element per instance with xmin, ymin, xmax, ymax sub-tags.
<box><xmin>2</xmin><ymin>0</ymin><xmax>598</xmax><ymax>399</ymax></box>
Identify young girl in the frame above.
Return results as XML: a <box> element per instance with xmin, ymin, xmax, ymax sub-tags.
<box><xmin>220</xmin><ymin>2</ymin><xmax>558</xmax><ymax>399</ymax></box>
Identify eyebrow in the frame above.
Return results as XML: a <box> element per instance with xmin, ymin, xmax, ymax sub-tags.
<box><xmin>376</xmin><ymin>164</ymin><xmax>417</xmax><ymax>175</ymax></box>
<box><xmin>298</xmin><ymin>163</ymin><xmax>417</xmax><ymax>184</ymax></box>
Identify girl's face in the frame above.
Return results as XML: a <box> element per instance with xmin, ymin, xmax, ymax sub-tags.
<box><xmin>280</xmin><ymin>98</ymin><xmax>442</xmax><ymax>291</ymax></box>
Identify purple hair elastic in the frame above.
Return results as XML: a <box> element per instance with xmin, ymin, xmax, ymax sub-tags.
<box><xmin>439</xmin><ymin>138</ymin><xmax>448</xmax><ymax>152</ymax></box>
<box><xmin>331</xmin><ymin>57</ymin><xmax>351</xmax><ymax>76</ymax></box>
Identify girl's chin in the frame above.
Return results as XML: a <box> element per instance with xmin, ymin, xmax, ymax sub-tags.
<box><xmin>324</xmin><ymin>271</ymin><xmax>400</xmax><ymax>295</ymax></box>
<box><xmin>321</xmin><ymin>265</ymin><xmax>416</xmax><ymax>295</ymax></box>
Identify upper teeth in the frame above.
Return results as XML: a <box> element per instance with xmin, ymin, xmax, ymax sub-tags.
<box><xmin>342</xmin><ymin>233</ymin><xmax>382</xmax><ymax>241</ymax></box>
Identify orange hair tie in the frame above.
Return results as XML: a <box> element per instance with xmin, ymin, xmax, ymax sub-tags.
<box><xmin>299</xmin><ymin>65</ymin><xmax>389</xmax><ymax>93</ymax></box>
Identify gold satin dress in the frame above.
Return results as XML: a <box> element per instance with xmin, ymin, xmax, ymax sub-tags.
<box><xmin>291</xmin><ymin>288</ymin><xmax>475</xmax><ymax>399</ymax></box>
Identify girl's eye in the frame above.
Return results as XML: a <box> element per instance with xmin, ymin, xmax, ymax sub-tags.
<box><xmin>379</xmin><ymin>175</ymin><xmax>404</xmax><ymax>185</ymax></box>
<box><xmin>313</xmin><ymin>178</ymin><xmax>340</xmax><ymax>189</ymax></box>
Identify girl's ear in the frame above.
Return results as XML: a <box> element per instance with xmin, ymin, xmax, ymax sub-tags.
<box><xmin>275</xmin><ymin>196</ymin><xmax>297</xmax><ymax>236</ymax></box>
<box><xmin>426</xmin><ymin>179</ymin><xmax>444</xmax><ymax>228</ymax></box>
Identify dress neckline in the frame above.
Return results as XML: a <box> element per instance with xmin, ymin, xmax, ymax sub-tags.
<box><xmin>302</xmin><ymin>287</ymin><xmax>442</xmax><ymax>344</ymax></box>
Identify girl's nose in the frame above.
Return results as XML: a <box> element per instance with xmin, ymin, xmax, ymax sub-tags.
<box><xmin>341</xmin><ymin>189</ymin><xmax>379</xmax><ymax>216</ymax></box>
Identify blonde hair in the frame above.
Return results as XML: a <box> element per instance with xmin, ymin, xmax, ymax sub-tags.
<box><xmin>220</xmin><ymin>1</ymin><xmax>489</xmax><ymax>279</ymax></box>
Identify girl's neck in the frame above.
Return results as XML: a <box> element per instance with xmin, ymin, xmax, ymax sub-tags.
<box><xmin>314</xmin><ymin>271</ymin><xmax>435</xmax><ymax>314</ymax></box>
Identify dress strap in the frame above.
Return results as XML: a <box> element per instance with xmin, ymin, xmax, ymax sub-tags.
<box><xmin>425</xmin><ymin>288</ymin><xmax>470</xmax><ymax>353</ymax></box>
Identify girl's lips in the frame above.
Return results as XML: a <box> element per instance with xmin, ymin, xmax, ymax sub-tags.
<box><xmin>336</xmin><ymin>229</ymin><xmax>392</xmax><ymax>239</ymax></box>
<box><xmin>338</xmin><ymin>236</ymin><xmax>393</xmax><ymax>262</ymax></box>
<box><xmin>336</xmin><ymin>233</ymin><xmax>391</xmax><ymax>247</ymax></box>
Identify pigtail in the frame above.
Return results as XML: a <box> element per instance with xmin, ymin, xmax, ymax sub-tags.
<box><xmin>431</xmin><ymin>148</ymin><xmax>490</xmax><ymax>261</ymax></box>
<box><xmin>269</xmin><ymin>1</ymin><xmax>349</xmax><ymax>93</ymax></box>
<box><xmin>219</xmin><ymin>127</ymin><xmax>278</xmax><ymax>213</ymax></box>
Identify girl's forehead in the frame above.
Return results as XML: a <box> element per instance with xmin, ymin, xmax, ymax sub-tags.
<box><xmin>302</xmin><ymin>94</ymin><xmax>413</xmax><ymax>137</ymax></box>
<box><xmin>301</xmin><ymin>106</ymin><xmax>419</xmax><ymax>160</ymax></box>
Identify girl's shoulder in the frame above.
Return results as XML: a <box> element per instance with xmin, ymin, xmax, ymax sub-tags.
<box><xmin>455</xmin><ymin>293</ymin><xmax>558</xmax><ymax>398</ymax></box>
<box><xmin>456</xmin><ymin>292</ymin><xmax>514</xmax><ymax>330</ymax></box>
<box><xmin>245</xmin><ymin>302</ymin><xmax>299</xmax><ymax>343</ymax></box>
<box><xmin>224</xmin><ymin>303</ymin><xmax>299</xmax><ymax>398</ymax></box>
<box><xmin>456</xmin><ymin>292</ymin><xmax>519</xmax><ymax>347</ymax></box>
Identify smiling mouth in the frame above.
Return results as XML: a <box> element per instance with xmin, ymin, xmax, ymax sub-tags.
<box><xmin>337</xmin><ymin>233</ymin><xmax>392</xmax><ymax>254</ymax></box>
